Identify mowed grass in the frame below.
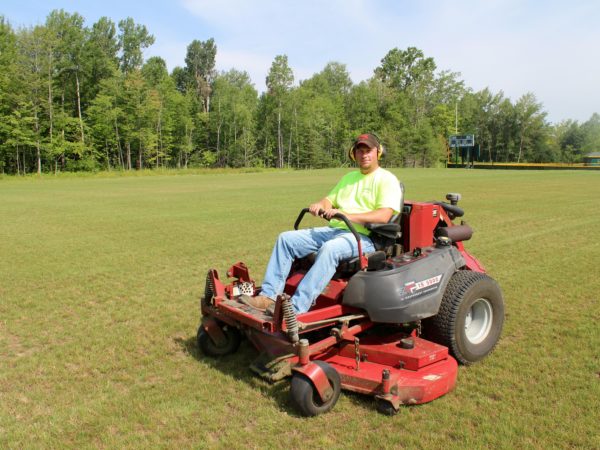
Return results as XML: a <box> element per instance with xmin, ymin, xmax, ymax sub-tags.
<box><xmin>1</xmin><ymin>168</ymin><xmax>599</xmax><ymax>449</ymax></box>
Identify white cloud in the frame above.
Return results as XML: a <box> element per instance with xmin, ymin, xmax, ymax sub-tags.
<box><xmin>180</xmin><ymin>0</ymin><xmax>600</xmax><ymax>122</ymax></box>
<box><xmin>371</xmin><ymin>0</ymin><xmax>600</xmax><ymax>122</ymax></box>
<box><xmin>216</xmin><ymin>49</ymin><xmax>273</xmax><ymax>88</ymax></box>
<box><xmin>5</xmin><ymin>0</ymin><xmax>598</xmax><ymax>121</ymax></box>
<box><xmin>181</xmin><ymin>0</ymin><xmax>376</xmax><ymax>89</ymax></box>
<box><xmin>145</xmin><ymin>40</ymin><xmax>187</xmax><ymax>71</ymax></box>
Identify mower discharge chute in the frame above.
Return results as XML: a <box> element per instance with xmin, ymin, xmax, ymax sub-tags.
<box><xmin>197</xmin><ymin>192</ymin><xmax>504</xmax><ymax>416</ymax></box>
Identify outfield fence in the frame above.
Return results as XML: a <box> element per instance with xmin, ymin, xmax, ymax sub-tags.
<box><xmin>447</xmin><ymin>161</ymin><xmax>600</xmax><ymax>170</ymax></box>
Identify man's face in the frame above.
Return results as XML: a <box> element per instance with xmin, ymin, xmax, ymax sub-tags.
<box><xmin>354</xmin><ymin>144</ymin><xmax>379</xmax><ymax>173</ymax></box>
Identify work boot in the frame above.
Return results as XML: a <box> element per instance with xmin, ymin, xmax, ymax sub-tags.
<box><xmin>239</xmin><ymin>294</ymin><xmax>275</xmax><ymax>311</ymax></box>
<box><xmin>265</xmin><ymin>302</ymin><xmax>276</xmax><ymax>316</ymax></box>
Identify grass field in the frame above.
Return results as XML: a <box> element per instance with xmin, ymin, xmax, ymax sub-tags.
<box><xmin>1</xmin><ymin>168</ymin><xmax>599</xmax><ymax>448</ymax></box>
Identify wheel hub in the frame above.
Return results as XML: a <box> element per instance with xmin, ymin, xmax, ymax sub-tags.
<box><xmin>464</xmin><ymin>298</ymin><xmax>493</xmax><ymax>344</ymax></box>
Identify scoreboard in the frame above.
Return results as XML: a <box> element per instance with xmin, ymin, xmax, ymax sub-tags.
<box><xmin>449</xmin><ymin>135</ymin><xmax>475</xmax><ymax>147</ymax></box>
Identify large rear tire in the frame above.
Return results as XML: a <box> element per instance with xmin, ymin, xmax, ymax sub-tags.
<box><xmin>424</xmin><ymin>271</ymin><xmax>504</xmax><ymax>365</ymax></box>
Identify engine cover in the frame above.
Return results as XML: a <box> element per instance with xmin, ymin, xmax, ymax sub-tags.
<box><xmin>342</xmin><ymin>246</ymin><xmax>465</xmax><ymax>323</ymax></box>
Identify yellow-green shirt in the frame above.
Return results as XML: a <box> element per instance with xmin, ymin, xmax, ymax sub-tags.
<box><xmin>326</xmin><ymin>168</ymin><xmax>402</xmax><ymax>236</ymax></box>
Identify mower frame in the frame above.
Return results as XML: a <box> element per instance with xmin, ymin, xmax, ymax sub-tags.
<box><xmin>198</xmin><ymin>196</ymin><xmax>499</xmax><ymax>416</ymax></box>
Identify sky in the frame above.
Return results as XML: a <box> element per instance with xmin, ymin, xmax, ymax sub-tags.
<box><xmin>3</xmin><ymin>0</ymin><xmax>599</xmax><ymax>124</ymax></box>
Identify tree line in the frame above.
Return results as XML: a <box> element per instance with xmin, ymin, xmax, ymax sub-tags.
<box><xmin>1</xmin><ymin>10</ymin><xmax>599</xmax><ymax>174</ymax></box>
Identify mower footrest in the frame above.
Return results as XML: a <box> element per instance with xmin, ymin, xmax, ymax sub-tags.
<box><xmin>216</xmin><ymin>300</ymin><xmax>275</xmax><ymax>332</ymax></box>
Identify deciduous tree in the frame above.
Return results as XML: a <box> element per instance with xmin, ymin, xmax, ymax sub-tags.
<box><xmin>265</xmin><ymin>55</ymin><xmax>294</xmax><ymax>168</ymax></box>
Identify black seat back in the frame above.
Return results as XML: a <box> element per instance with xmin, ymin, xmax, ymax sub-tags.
<box><xmin>390</xmin><ymin>181</ymin><xmax>405</xmax><ymax>224</ymax></box>
<box><xmin>367</xmin><ymin>181</ymin><xmax>404</xmax><ymax>252</ymax></box>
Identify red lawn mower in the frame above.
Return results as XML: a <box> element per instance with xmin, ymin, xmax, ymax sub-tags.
<box><xmin>197</xmin><ymin>192</ymin><xmax>504</xmax><ymax>416</ymax></box>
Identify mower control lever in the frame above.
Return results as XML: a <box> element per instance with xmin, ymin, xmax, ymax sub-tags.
<box><xmin>293</xmin><ymin>208</ymin><xmax>367</xmax><ymax>270</ymax></box>
<box><xmin>294</xmin><ymin>208</ymin><xmax>362</xmax><ymax>244</ymax></box>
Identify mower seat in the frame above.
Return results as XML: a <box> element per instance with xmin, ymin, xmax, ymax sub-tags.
<box><xmin>296</xmin><ymin>250</ymin><xmax>388</xmax><ymax>278</ymax></box>
<box><xmin>336</xmin><ymin>181</ymin><xmax>405</xmax><ymax>277</ymax></box>
<box><xmin>364</xmin><ymin>181</ymin><xmax>405</xmax><ymax>252</ymax></box>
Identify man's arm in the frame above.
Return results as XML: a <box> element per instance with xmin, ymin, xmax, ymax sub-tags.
<box><xmin>321</xmin><ymin>207</ymin><xmax>394</xmax><ymax>224</ymax></box>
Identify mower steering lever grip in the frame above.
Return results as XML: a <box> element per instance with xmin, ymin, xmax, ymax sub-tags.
<box><xmin>293</xmin><ymin>207</ymin><xmax>311</xmax><ymax>230</ymax></box>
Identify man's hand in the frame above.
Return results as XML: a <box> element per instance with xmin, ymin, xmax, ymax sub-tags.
<box><xmin>308</xmin><ymin>203</ymin><xmax>323</xmax><ymax>217</ymax></box>
<box><xmin>321</xmin><ymin>208</ymin><xmax>341</xmax><ymax>220</ymax></box>
<box><xmin>308</xmin><ymin>198</ymin><xmax>333</xmax><ymax>217</ymax></box>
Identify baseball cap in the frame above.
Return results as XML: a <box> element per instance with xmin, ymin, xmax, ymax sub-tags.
<box><xmin>352</xmin><ymin>133</ymin><xmax>380</xmax><ymax>150</ymax></box>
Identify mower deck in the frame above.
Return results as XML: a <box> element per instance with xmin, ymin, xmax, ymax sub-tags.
<box><xmin>203</xmin><ymin>289</ymin><xmax>458</xmax><ymax>411</ymax></box>
<box><xmin>318</xmin><ymin>334</ymin><xmax>457</xmax><ymax>408</ymax></box>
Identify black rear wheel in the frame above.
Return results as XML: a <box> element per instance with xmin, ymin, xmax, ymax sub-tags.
<box><xmin>197</xmin><ymin>324</ymin><xmax>241</xmax><ymax>357</ymax></box>
<box><xmin>424</xmin><ymin>271</ymin><xmax>504</xmax><ymax>365</ymax></box>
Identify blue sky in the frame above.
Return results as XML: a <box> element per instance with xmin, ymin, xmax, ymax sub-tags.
<box><xmin>3</xmin><ymin>0</ymin><xmax>599</xmax><ymax>124</ymax></box>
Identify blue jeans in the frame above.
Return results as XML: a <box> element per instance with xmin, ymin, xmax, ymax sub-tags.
<box><xmin>259</xmin><ymin>226</ymin><xmax>376</xmax><ymax>313</ymax></box>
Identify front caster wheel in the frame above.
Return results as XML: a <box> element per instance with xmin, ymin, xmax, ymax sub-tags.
<box><xmin>197</xmin><ymin>324</ymin><xmax>241</xmax><ymax>357</ymax></box>
<box><xmin>375</xmin><ymin>398</ymin><xmax>398</xmax><ymax>416</ymax></box>
<box><xmin>290</xmin><ymin>361</ymin><xmax>341</xmax><ymax>416</ymax></box>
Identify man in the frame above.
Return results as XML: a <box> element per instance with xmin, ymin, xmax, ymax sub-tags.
<box><xmin>241</xmin><ymin>133</ymin><xmax>402</xmax><ymax>314</ymax></box>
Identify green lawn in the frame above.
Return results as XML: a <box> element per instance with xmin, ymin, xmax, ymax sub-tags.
<box><xmin>1</xmin><ymin>169</ymin><xmax>599</xmax><ymax>448</ymax></box>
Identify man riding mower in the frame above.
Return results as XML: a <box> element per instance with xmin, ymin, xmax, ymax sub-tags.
<box><xmin>197</xmin><ymin>134</ymin><xmax>504</xmax><ymax>416</ymax></box>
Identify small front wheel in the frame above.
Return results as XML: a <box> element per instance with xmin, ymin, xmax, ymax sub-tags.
<box><xmin>197</xmin><ymin>324</ymin><xmax>241</xmax><ymax>357</ymax></box>
<box><xmin>290</xmin><ymin>361</ymin><xmax>341</xmax><ymax>416</ymax></box>
<box><xmin>375</xmin><ymin>398</ymin><xmax>398</xmax><ymax>416</ymax></box>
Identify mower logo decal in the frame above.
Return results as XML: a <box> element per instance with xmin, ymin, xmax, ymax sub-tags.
<box><xmin>403</xmin><ymin>275</ymin><xmax>442</xmax><ymax>294</ymax></box>
<box><xmin>423</xmin><ymin>374</ymin><xmax>441</xmax><ymax>381</ymax></box>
